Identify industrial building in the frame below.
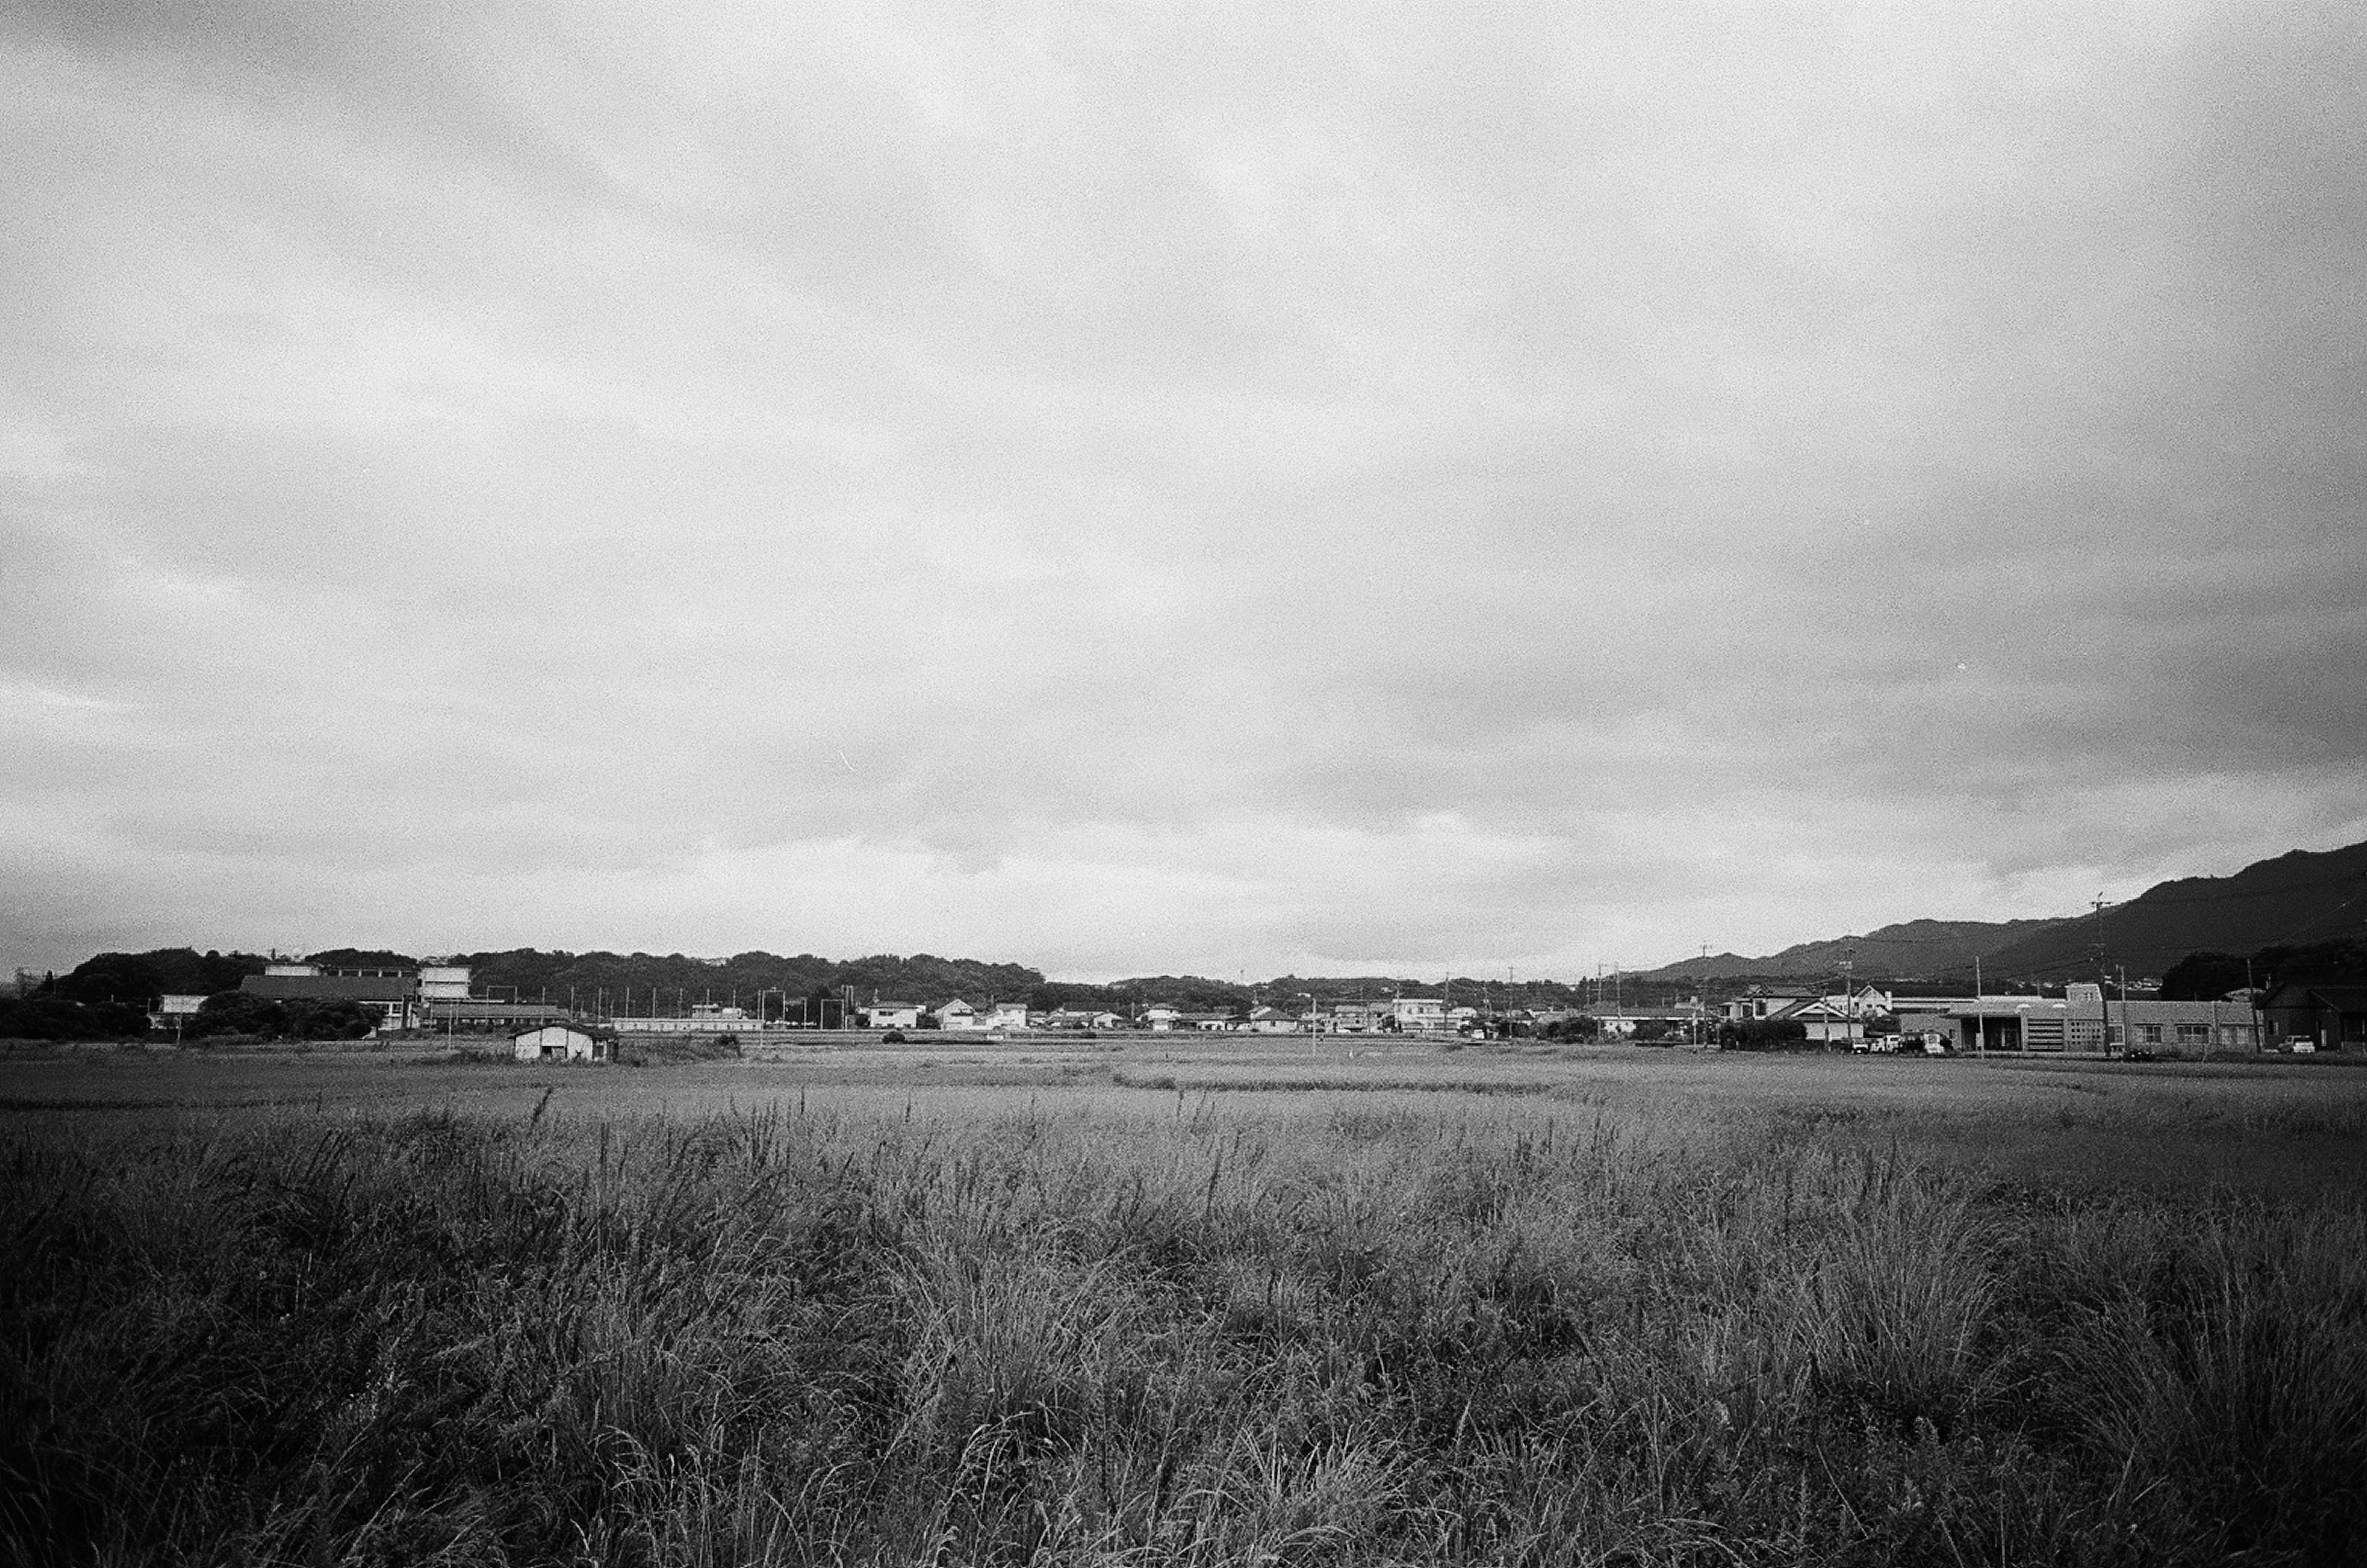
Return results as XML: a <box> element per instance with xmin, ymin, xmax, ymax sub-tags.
<box><xmin>1898</xmin><ymin>986</ymin><xmax>2259</xmax><ymax>1054</ymax></box>
<box><xmin>239</xmin><ymin>963</ymin><xmax>420</xmax><ymax>1029</ymax></box>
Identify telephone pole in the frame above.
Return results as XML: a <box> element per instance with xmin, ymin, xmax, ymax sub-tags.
<box><xmin>2093</xmin><ymin>895</ymin><xmax>2114</xmax><ymax>1056</ymax></box>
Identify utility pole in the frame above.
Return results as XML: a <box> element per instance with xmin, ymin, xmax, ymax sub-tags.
<box><xmin>2247</xmin><ymin>957</ymin><xmax>2262</xmax><ymax>1053</ymax></box>
<box><xmin>1837</xmin><ymin>957</ymin><xmax>1854</xmax><ymax>1052</ymax></box>
<box><xmin>2116</xmin><ymin>965</ymin><xmax>2130</xmax><ymax>1055</ymax></box>
<box><xmin>2092</xmin><ymin>894</ymin><xmax>2114</xmax><ymax>1057</ymax></box>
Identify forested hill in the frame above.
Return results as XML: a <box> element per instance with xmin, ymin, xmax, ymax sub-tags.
<box><xmin>39</xmin><ymin>949</ymin><xmax>1635</xmax><ymax>1015</ymax></box>
<box><xmin>1975</xmin><ymin>838</ymin><xmax>2367</xmax><ymax>984</ymax></box>
<box><xmin>449</xmin><ymin>950</ymin><xmax>1050</xmax><ymax>1010</ymax></box>
<box><xmin>1638</xmin><ymin>918</ymin><xmax>2066</xmax><ymax>984</ymax></box>
<box><xmin>36</xmin><ymin>948</ymin><xmax>270</xmax><ymax>1007</ymax></box>
<box><xmin>35</xmin><ymin>947</ymin><xmax>1048</xmax><ymax>1012</ymax></box>
<box><xmin>1638</xmin><ymin>835</ymin><xmax>2367</xmax><ymax>989</ymax></box>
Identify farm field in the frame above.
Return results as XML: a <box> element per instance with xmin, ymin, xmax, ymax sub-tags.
<box><xmin>5</xmin><ymin>1039</ymin><xmax>2364</xmax><ymax>1564</ymax></box>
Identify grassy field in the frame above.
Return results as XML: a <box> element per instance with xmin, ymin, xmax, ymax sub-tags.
<box><xmin>4</xmin><ymin>1039</ymin><xmax>2363</xmax><ymax>1564</ymax></box>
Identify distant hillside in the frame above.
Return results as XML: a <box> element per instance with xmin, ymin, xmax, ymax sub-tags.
<box><xmin>1641</xmin><ymin>919</ymin><xmax>2066</xmax><ymax>983</ymax></box>
<box><xmin>1647</xmin><ymin>837</ymin><xmax>2367</xmax><ymax>989</ymax></box>
<box><xmin>1977</xmin><ymin>839</ymin><xmax>2367</xmax><ymax>984</ymax></box>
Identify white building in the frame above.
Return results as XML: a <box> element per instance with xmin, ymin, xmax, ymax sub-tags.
<box><xmin>418</xmin><ymin>964</ymin><xmax>472</xmax><ymax>1000</ymax></box>
<box><xmin>1392</xmin><ymin>997</ymin><xmax>1447</xmax><ymax>1032</ymax></box>
<box><xmin>1040</xmin><ymin>1009</ymin><xmax>1121</xmax><ymax>1029</ymax></box>
<box><xmin>1329</xmin><ymin>1000</ymin><xmax>1393</xmax><ymax>1033</ymax></box>
<box><xmin>513</xmin><ymin>1024</ymin><xmax>607</xmax><ymax>1061</ymax></box>
<box><xmin>934</xmin><ymin>999</ymin><xmax>984</xmax><ymax>1030</ymax></box>
<box><xmin>983</xmin><ymin>1001</ymin><xmax>1030</xmax><ymax>1031</ymax></box>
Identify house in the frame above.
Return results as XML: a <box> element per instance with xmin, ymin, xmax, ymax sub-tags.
<box><xmin>862</xmin><ymin>1001</ymin><xmax>923</xmax><ymax>1030</ymax></box>
<box><xmin>933</xmin><ymin>999</ymin><xmax>986</xmax><ymax>1031</ymax></box>
<box><xmin>1585</xmin><ymin>1005</ymin><xmax>1704</xmax><ymax>1039</ymax></box>
<box><xmin>983</xmin><ymin>1001</ymin><xmax>1030</xmax><ymax>1031</ymax></box>
<box><xmin>2255</xmin><ymin>982</ymin><xmax>2364</xmax><ymax>1052</ymax></box>
<box><xmin>1725</xmin><ymin>984</ymin><xmax>1818</xmax><ymax>1023</ymax></box>
<box><xmin>1328</xmin><ymin>1000</ymin><xmax>1394</xmax><ymax>1033</ymax></box>
<box><xmin>1822</xmin><ymin>984</ymin><xmax>1894</xmax><ymax>1017</ymax></box>
<box><xmin>1246</xmin><ymin>1005</ymin><xmax>1301</xmax><ymax>1034</ymax></box>
<box><xmin>1392</xmin><ymin>996</ymin><xmax>1447</xmax><ymax>1032</ymax></box>
<box><xmin>1180</xmin><ymin>1011</ymin><xmax>1238</xmax><ymax>1031</ymax></box>
<box><xmin>1039</xmin><ymin>1008</ymin><xmax>1121</xmax><ymax>1030</ymax></box>
<box><xmin>512</xmin><ymin>1024</ymin><xmax>610</xmax><ymax>1062</ymax></box>
<box><xmin>1763</xmin><ymin>997</ymin><xmax>1868</xmax><ymax>1045</ymax></box>
<box><xmin>1140</xmin><ymin>1004</ymin><xmax>1182</xmax><ymax>1031</ymax></box>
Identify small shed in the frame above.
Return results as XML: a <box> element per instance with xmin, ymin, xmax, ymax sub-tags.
<box><xmin>513</xmin><ymin>1024</ymin><xmax>609</xmax><ymax>1063</ymax></box>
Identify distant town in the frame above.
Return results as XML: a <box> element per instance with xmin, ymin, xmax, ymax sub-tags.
<box><xmin>9</xmin><ymin>835</ymin><xmax>2367</xmax><ymax>1059</ymax></box>
<box><xmin>8</xmin><ymin>947</ymin><xmax>2360</xmax><ymax>1060</ymax></box>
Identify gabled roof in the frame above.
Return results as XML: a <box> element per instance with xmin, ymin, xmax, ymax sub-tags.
<box><xmin>2263</xmin><ymin>983</ymin><xmax>2367</xmax><ymax>1009</ymax></box>
<box><xmin>1768</xmin><ymin>998</ymin><xmax>1859</xmax><ymax>1020</ymax></box>
<box><xmin>511</xmin><ymin>1022</ymin><xmax>615</xmax><ymax>1041</ymax></box>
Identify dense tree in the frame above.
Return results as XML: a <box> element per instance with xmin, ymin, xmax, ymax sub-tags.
<box><xmin>2161</xmin><ymin>939</ymin><xmax>2367</xmax><ymax>999</ymax></box>
<box><xmin>2251</xmin><ymin>938</ymin><xmax>2367</xmax><ymax>989</ymax></box>
<box><xmin>2158</xmin><ymin>952</ymin><xmax>2250</xmax><ymax>1001</ymax></box>
<box><xmin>303</xmin><ymin>949</ymin><xmax>418</xmax><ymax>970</ymax></box>
<box><xmin>47</xmin><ymin>949</ymin><xmax>268</xmax><ymax>1007</ymax></box>
<box><xmin>0</xmin><ymin>997</ymin><xmax>153</xmax><ymax>1040</ymax></box>
<box><xmin>1717</xmin><ymin>1018</ymin><xmax>1810</xmax><ymax>1050</ymax></box>
<box><xmin>183</xmin><ymin>993</ymin><xmax>381</xmax><ymax>1041</ymax></box>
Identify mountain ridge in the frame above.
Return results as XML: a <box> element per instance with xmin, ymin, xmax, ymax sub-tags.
<box><xmin>1639</xmin><ymin>917</ymin><xmax>2068</xmax><ymax>982</ymax></box>
<box><xmin>1641</xmin><ymin>836</ymin><xmax>2367</xmax><ymax>986</ymax></box>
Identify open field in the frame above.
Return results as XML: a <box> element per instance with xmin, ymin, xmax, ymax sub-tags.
<box><xmin>8</xmin><ymin>1037</ymin><xmax>2365</xmax><ymax>1196</ymax></box>
<box><xmin>6</xmin><ymin>1040</ymin><xmax>2364</xmax><ymax>1564</ymax></box>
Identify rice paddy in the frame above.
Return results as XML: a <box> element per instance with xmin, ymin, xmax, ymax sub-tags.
<box><xmin>4</xmin><ymin>1038</ymin><xmax>2361</xmax><ymax>1564</ymax></box>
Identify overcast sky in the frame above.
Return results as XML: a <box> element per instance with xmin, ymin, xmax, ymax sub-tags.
<box><xmin>4</xmin><ymin>0</ymin><xmax>2363</xmax><ymax>982</ymax></box>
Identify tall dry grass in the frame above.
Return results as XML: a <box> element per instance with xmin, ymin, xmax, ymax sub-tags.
<box><xmin>2</xmin><ymin>1092</ymin><xmax>2358</xmax><ymax>1565</ymax></box>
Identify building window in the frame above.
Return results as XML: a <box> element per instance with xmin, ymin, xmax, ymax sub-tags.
<box><xmin>2177</xmin><ymin>1024</ymin><xmax>2209</xmax><ymax>1045</ymax></box>
<box><xmin>2140</xmin><ymin>1024</ymin><xmax>2163</xmax><ymax>1045</ymax></box>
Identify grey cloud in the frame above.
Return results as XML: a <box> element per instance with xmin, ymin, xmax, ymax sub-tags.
<box><xmin>6</xmin><ymin>0</ymin><xmax>614</xmax><ymax>203</ymax></box>
<box><xmin>6</xmin><ymin>1</ymin><xmax>2366</xmax><ymax>974</ymax></box>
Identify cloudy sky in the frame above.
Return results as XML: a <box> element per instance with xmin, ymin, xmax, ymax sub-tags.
<box><xmin>4</xmin><ymin>0</ymin><xmax>2363</xmax><ymax>981</ymax></box>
